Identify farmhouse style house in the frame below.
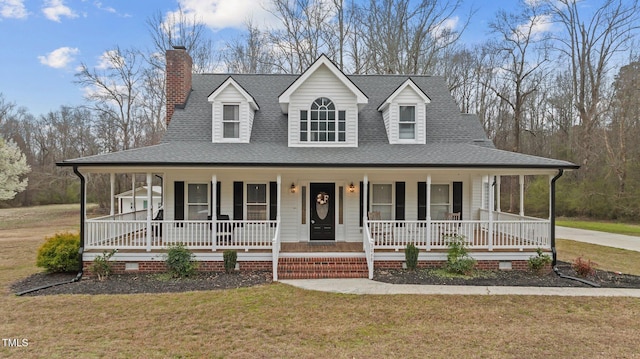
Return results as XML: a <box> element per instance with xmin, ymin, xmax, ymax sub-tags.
<box><xmin>59</xmin><ymin>47</ymin><xmax>577</xmax><ymax>280</ymax></box>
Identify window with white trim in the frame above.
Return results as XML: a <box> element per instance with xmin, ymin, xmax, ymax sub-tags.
<box><xmin>371</xmin><ymin>184</ymin><xmax>393</xmax><ymax>220</ymax></box>
<box><xmin>223</xmin><ymin>104</ymin><xmax>240</xmax><ymax>139</ymax></box>
<box><xmin>399</xmin><ymin>105</ymin><xmax>416</xmax><ymax>139</ymax></box>
<box><xmin>299</xmin><ymin>97</ymin><xmax>346</xmax><ymax>142</ymax></box>
<box><xmin>246</xmin><ymin>183</ymin><xmax>267</xmax><ymax>220</ymax></box>
<box><xmin>431</xmin><ymin>184</ymin><xmax>450</xmax><ymax>220</ymax></box>
<box><xmin>187</xmin><ymin>183</ymin><xmax>208</xmax><ymax>220</ymax></box>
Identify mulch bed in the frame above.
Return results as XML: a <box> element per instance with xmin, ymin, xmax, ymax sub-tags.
<box><xmin>11</xmin><ymin>261</ymin><xmax>640</xmax><ymax>296</ymax></box>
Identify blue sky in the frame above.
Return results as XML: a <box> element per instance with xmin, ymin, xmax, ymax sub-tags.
<box><xmin>0</xmin><ymin>0</ymin><xmax>511</xmax><ymax>117</ymax></box>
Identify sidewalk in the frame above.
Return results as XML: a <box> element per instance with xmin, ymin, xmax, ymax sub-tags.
<box><xmin>280</xmin><ymin>278</ymin><xmax>640</xmax><ymax>297</ymax></box>
<box><xmin>556</xmin><ymin>226</ymin><xmax>640</xmax><ymax>252</ymax></box>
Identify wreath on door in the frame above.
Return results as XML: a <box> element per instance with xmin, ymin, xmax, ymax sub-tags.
<box><xmin>316</xmin><ymin>192</ymin><xmax>329</xmax><ymax>219</ymax></box>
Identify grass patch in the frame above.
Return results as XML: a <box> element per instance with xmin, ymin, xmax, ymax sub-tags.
<box><xmin>557</xmin><ymin>238</ymin><xmax>640</xmax><ymax>276</ymax></box>
<box><xmin>557</xmin><ymin>219</ymin><xmax>640</xmax><ymax>237</ymax></box>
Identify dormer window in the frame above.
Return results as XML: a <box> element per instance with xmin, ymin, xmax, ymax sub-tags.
<box><xmin>399</xmin><ymin>105</ymin><xmax>416</xmax><ymax>139</ymax></box>
<box><xmin>299</xmin><ymin>97</ymin><xmax>346</xmax><ymax>142</ymax></box>
<box><xmin>223</xmin><ymin>105</ymin><xmax>240</xmax><ymax>139</ymax></box>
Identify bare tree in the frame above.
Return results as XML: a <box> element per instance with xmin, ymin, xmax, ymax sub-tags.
<box><xmin>75</xmin><ymin>47</ymin><xmax>144</xmax><ymax>151</ymax></box>
<box><xmin>222</xmin><ymin>20</ymin><xmax>276</xmax><ymax>73</ymax></box>
<box><xmin>547</xmin><ymin>0</ymin><xmax>640</xmax><ymax>170</ymax></box>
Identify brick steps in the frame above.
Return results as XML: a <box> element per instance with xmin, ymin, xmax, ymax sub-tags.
<box><xmin>277</xmin><ymin>257</ymin><xmax>369</xmax><ymax>279</ymax></box>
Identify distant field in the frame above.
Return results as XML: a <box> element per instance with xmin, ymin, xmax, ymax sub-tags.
<box><xmin>557</xmin><ymin>219</ymin><xmax>640</xmax><ymax>237</ymax></box>
<box><xmin>1</xmin><ymin>206</ymin><xmax>640</xmax><ymax>358</ymax></box>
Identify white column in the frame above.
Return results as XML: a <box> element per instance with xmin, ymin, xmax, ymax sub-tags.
<box><xmin>519</xmin><ymin>174</ymin><xmax>525</xmax><ymax>217</ymax></box>
<box><xmin>426</xmin><ymin>174</ymin><xmax>432</xmax><ymax>251</ymax></box>
<box><xmin>488</xmin><ymin>174</ymin><xmax>494</xmax><ymax>251</ymax></box>
<box><xmin>131</xmin><ymin>174</ymin><xmax>136</xmax><ymax>213</ymax></box>
<box><xmin>110</xmin><ymin>173</ymin><xmax>115</xmax><ymax>216</ymax></box>
<box><xmin>146</xmin><ymin>173</ymin><xmax>152</xmax><ymax>252</ymax></box>
<box><xmin>363</xmin><ymin>174</ymin><xmax>368</xmax><ymax>246</ymax></box>
<box><xmin>496</xmin><ymin>176</ymin><xmax>501</xmax><ymax>212</ymax></box>
<box><xmin>276</xmin><ymin>174</ymin><xmax>282</xmax><ymax>221</ymax></box>
<box><xmin>211</xmin><ymin>175</ymin><xmax>217</xmax><ymax>251</ymax></box>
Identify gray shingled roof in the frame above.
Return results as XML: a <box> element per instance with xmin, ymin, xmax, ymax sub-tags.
<box><xmin>59</xmin><ymin>73</ymin><xmax>577</xmax><ymax>169</ymax></box>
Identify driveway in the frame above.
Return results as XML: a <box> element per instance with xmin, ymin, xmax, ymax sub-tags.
<box><xmin>556</xmin><ymin>226</ymin><xmax>640</xmax><ymax>252</ymax></box>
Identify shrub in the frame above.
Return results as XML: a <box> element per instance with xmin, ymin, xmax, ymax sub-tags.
<box><xmin>90</xmin><ymin>249</ymin><xmax>117</xmax><ymax>281</ymax></box>
<box><xmin>36</xmin><ymin>232</ymin><xmax>81</xmax><ymax>273</ymax></box>
<box><xmin>165</xmin><ymin>243</ymin><xmax>197</xmax><ymax>278</ymax></box>
<box><xmin>528</xmin><ymin>248</ymin><xmax>552</xmax><ymax>275</ymax></box>
<box><xmin>405</xmin><ymin>243</ymin><xmax>419</xmax><ymax>270</ymax></box>
<box><xmin>572</xmin><ymin>256</ymin><xmax>597</xmax><ymax>277</ymax></box>
<box><xmin>223</xmin><ymin>250</ymin><xmax>237</xmax><ymax>274</ymax></box>
<box><xmin>444</xmin><ymin>235</ymin><xmax>476</xmax><ymax>275</ymax></box>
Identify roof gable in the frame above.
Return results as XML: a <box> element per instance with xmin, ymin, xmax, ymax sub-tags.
<box><xmin>278</xmin><ymin>54</ymin><xmax>368</xmax><ymax>113</ymax></box>
<box><xmin>208</xmin><ymin>76</ymin><xmax>259</xmax><ymax>110</ymax></box>
<box><xmin>377</xmin><ymin>78</ymin><xmax>431</xmax><ymax>111</ymax></box>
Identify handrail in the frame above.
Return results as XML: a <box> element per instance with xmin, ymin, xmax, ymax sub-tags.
<box><xmin>272</xmin><ymin>219</ymin><xmax>281</xmax><ymax>281</ymax></box>
<box><xmin>363</xmin><ymin>219</ymin><xmax>375</xmax><ymax>279</ymax></box>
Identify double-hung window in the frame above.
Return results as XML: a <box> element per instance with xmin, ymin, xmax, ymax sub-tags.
<box><xmin>246</xmin><ymin>184</ymin><xmax>267</xmax><ymax>220</ymax></box>
<box><xmin>371</xmin><ymin>184</ymin><xmax>393</xmax><ymax>220</ymax></box>
<box><xmin>399</xmin><ymin>105</ymin><xmax>416</xmax><ymax>139</ymax></box>
<box><xmin>300</xmin><ymin>97</ymin><xmax>346</xmax><ymax>142</ymax></box>
<box><xmin>223</xmin><ymin>104</ymin><xmax>240</xmax><ymax>139</ymax></box>
<box><xmin>187</xmin><ymin>183</ymin><xmax>208</xmax><ymax>220</ymax></box>
<box><xmin>431</xmin><ymin>184</ymin><xmax>450</xmax><ymax>220</ymax></box>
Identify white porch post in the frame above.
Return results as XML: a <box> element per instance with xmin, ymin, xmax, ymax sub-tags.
<box><xmin>496</xmin><ymin>176</ymin><xmax>501</xmax><ymax>212</ymax></box>
<box><xmin>362</xmin><ymin>174</ymin><xmax>368</xmax><ymax>247</ymax></box>
<box><xmin>488</xmin><ymin>174</ymin><xmax>494</xmax><ymax>251</ymax></box>
<box><xmin>211</xmin><ymin>175</ymin><xmax>217</xmax><ymax>252</ymax></box>
<box><xmin>146</xmin><ymin>173</ymin><xmax>152</xmax><ymax>252</ymax></box>
<box><xmin>273</xmin><ymin>174</ymin><xmax>282</xmax><ymax>280</ymax></box>
<box><xmin>131</xmin><ymin>174</ymin><xmax>136</xmax><ymax>213</ymax></box>
<box><xmin>519</xmin><ymin>174</ymin><xmax>525</xmax><ymax>217</ymax></box>
<box><xmin>426</xmin><ymin>174</ymin><xmax>432</xmax><ymax>251</ymax></box>
<box><xmin>110</xmin><ymin>173</ymin><xmax>115</xmax><ymax>216</ymax></box>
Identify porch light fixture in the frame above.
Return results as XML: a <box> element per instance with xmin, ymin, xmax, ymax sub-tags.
<box><xmin>290</xmin><ymin>183</ymin><xmax>296</xmax><ymax>193</ymax></box>
<box><xmin>348</xmin><ymin>182</ymin><xmax>355</xmax><ymax>193</ymax></box>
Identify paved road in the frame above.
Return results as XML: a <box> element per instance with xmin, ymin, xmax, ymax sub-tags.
<box><xmin>556</xmin><ymin>226</ymin><xmax>640</xmax><ymax>252</ymax></box>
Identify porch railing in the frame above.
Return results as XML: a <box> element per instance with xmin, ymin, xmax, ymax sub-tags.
<box><xmin>86</xmin><ymin>218</ymin><xmax>277</xmax><ymax>251</ymax></box>
<box><xmin>367</xmin><ymin>217</ymin><xmax>549</xmax><ymax>251</ymax></box>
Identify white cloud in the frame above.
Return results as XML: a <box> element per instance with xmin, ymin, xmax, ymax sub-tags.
<box><xmin>431</xmin><ymin>16</ymin><xmax>459</xmax><ymax>39</ymax></box>
<box><xmin>42</xmin><ymin>0</ymin><xmax>78</xmax><ymax>22</ymax></box>
<box><xmin>514</xmin><ymin>14</ymin><xmax>553</xmax><ymax>41</ymax></box>
<box><xmin>169</xmin><ymin>0</ymin><xmax>280</xmax><ymax>31</ymax></box>
<box><xmin>38</xmin><ymin>47</ymin><xmax>79</xmax><ymax>68</ymax></box>
<box><xmin>0</xmin><ymin>0</ymin><xmax>28</xmax><ymax>19</ymax></box>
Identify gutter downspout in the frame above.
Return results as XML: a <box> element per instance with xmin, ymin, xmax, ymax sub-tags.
<box><xmin>16</xmin><ymin>166</ymin><xmax>85</xmax><ymax>296</ymax></box>
<box><xmin>550</xmin><ymin>169</ymin><xmax>600</xmax><ymax>287</ymax></box>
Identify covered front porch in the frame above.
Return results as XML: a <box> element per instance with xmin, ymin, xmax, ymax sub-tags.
<box><xmin>77</xmin><ymin>167</ymin><xmax>559</xmax><ymax>280</ymax></box>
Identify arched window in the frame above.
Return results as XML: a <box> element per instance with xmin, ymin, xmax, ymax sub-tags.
<box><xmin>300</xmin><ymin>97</ymin><xmax>346</xmax><ymax>142</ymax></box>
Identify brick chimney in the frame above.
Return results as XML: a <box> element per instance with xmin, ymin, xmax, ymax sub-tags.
<box><xmin>165</xmin><ymin>46</ymin><xmax>192</xmax><ymax>127</ymax></box>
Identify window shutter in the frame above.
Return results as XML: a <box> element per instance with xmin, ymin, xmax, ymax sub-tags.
<box><xmin>395</xmin><ymin>182</ymin><xmax>405</xmax><ymax>220</ymax></box>
<box><xmin>269</xmin><ymin>181</ymin><xmax>277</xmax><ymax>220</ymax></box>
<box><xmin>210</xmin><ymin>181</ymin><xmax>221</xmax><ymax>218</ymax></box>
<box><xmin>453</xmin><ymin>181</ymin><xmax>463</xmax><ymax>219</ymax></box>
<box><xmin>174</xmin><ymin>181</ymin><xmax>184</xmax><ymax>221</ymax></box>
<box><xmin>233</xmin><ymin>181</ymin><xmax>243</xmax><ymax>220</ymax></box>
<box><xmin>417</xmin><ymin>182</ymin><xmax>426</xmax><ymax>220</ymax></box>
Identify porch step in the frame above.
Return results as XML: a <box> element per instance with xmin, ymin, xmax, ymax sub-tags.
<box><xmin>277</xmin><ymin>257</ymin><xmax>369</xmax><ymax>279</ymax></box>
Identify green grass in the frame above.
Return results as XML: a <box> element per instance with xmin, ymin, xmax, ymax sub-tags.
<box><xmin>557</xmin><ymin>219</ymin><xmax>640</xmax><ymax>237</ymax></box>
<box><xmin>557</xmin><ymin>238</ymin><xmax>640</xmax><ymax>276</ymax></box>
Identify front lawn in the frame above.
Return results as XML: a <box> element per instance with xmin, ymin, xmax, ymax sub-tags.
<box><xmin>557</xmin><ymin>219</ymin><xmax>640</xmax><ymax>237</ymax></box>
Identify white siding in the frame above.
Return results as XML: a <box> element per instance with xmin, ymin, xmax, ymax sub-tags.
<box><xmin>161</xmin><ymin>169</ymin><xmax>482</xmax><ymax>243</ymax></box>
<box><xmin>288</xmin><ymin>65</ymin><xmax>358</xmax><ymax>147</ymax></box>
<box><xmin>380</xmin><ymin>86</ymin><xmax>427</xmax><ymax>144</ymax></box>
<box><xmin>211</xmin><ymin>85</ymin><xmax>254</xmax><ymax>143</ymax></box>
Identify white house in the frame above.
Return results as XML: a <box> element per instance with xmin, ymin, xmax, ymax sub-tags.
<box><xmin>58</xmin><ymin>47</ymin><xmax>578</xmax><ymax>280</ymax></box>
<box><xmin>115</xmin><ymin>186</ymin><xmax>162</xmax><ymax>215</ymax></box>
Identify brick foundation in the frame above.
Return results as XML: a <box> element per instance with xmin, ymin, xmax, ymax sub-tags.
<box><xmin>82</xmin><ymin>259</ymin><xmax>540</xmax><ymax>278</ymax></box>
<box><xmin>82</xmin><ymin>260</ymin><xmax>271</xmax><ymax>277</ymax></box>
